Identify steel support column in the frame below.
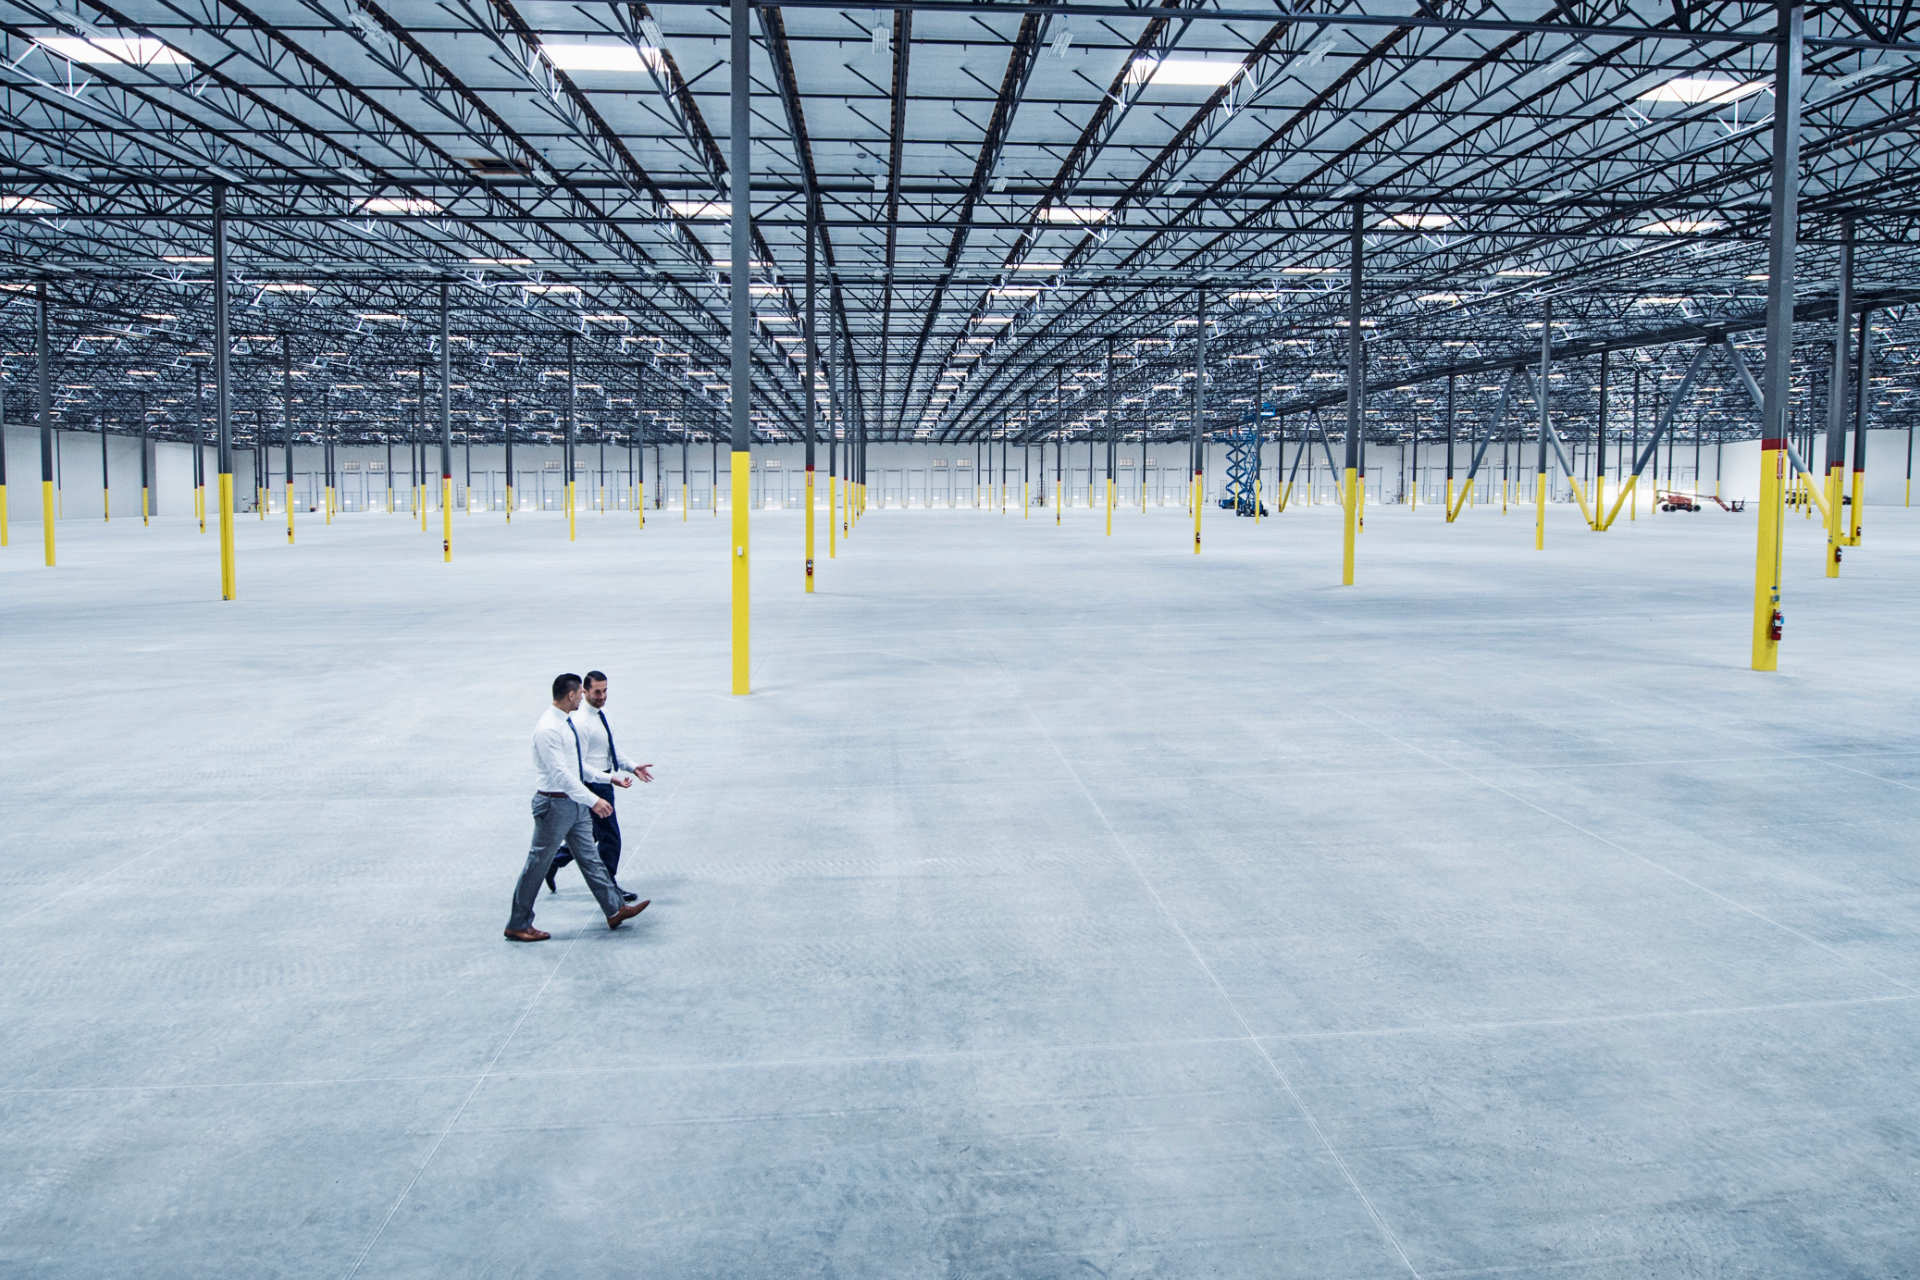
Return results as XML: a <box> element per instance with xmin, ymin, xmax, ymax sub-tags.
<box><xmin>1193</xmin><ymin>286</ymin><xmax>1208</xmax><ymax>554</ymax></box>
<box><xmin>1752</xmin><ymin>0</ymin><xmax>1802</xmax><ymax>671</ymax></box>
<box><xmin>1341</xmin><ymin>204</ymin><xmax>1361</xmax><ymax>582</ymax></box>
<box><xmin>729</xmin><ymin>0</ymin><xmax>753</xmax><ymax>694</ymax></box>
<box><xmin>213</xmin><ymin>193</ymin><xmax>236</xmax><ymax>597</ymax></box>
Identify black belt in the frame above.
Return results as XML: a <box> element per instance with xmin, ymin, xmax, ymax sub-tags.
<box><xmin>537</xmin><ymin>790</ymin><xmax>567</xmax><ymax>798</ymax></box>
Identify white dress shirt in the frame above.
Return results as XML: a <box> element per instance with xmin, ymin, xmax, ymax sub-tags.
<box><xmin>569</xmin><ymin>704</ymin><xmax>633</xmax><ymax>776</ymax></box>
<box><xmin>532</xmin><ymin>704</ymin><xmax>609</xmax><ymax>805</ymax></box>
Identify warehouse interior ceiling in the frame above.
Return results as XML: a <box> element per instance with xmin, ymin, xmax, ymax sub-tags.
<box><xmin>1</xmin><ymin>0</ymin><xmax>1917</xmax><ymax>449</ymax></box>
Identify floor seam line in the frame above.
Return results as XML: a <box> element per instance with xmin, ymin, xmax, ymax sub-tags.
<box><xmin>1323</xmin><ymin>707</ymin><xmax>1920</xmax><ymax>999</ymax></box>
<box><xmin>339</xmin><ymin>795</ymin><xmax>675</xmax><ymax>1279</ymax></box>
<box><xmin>982</xmin><ymin>638</ymin><xmax>1425</xmax><ymax>1280</ymax></box>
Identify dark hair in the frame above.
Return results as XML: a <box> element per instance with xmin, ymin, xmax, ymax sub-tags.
<box><xmin>584</xmin><ymin>670</ymin><xmax>608</xmax><ymax>686</ymax></box>
<box><xmin>552</xmin><ymin>673</ymin><xmax>582</xmax><ymax>700</ymax></box>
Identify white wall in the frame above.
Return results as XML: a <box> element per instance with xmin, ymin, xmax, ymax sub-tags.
<box><xmin>5</xmin><ymin>424</ymin><xmax>1915</xmax><ymax>525</ymax></box>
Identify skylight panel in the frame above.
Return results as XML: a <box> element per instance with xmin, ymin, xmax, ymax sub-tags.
<box><xmin>1638</xmin><ymin>76</ymin><xmax>1767</xmax><ymax>105</ymax></box>
<box><xmin>38</xmin><ymin>34</ymin><xmax>187</xmax><ymax>66</ymax></box>
<box><xmin>358</xmin><ymin>196</ymin><xmax>442</xmax><ymax>215</ymax></box>
<box><xmin>539</xmin><ymin>41</ymin><xmax>663</xmax><ymax>73</ymax></box>
<box><xmin>1127</xmin><ymin>58</ymin><xmax>1245</xmax><ymax>88</ymax></box>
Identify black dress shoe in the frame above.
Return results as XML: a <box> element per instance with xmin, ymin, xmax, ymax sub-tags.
<box><xmin>621</xmin><ymin>891</ymin><xmax>638</xmax><ymax>904</ymax></box>
<box><xmin>544</xmin><ymin>867</ymin><xmax>559</xmax><ymax>894</ymax></box>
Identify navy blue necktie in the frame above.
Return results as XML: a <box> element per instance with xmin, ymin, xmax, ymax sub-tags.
<box><xmin>597</xmin><ymin>710</ymin><xmax>618</xmax><ymax>773</ymax></box>
<box><xmin>566</xmin><ymin>718</ymin><xmax>586</xmax><ymax>780</ymax></box>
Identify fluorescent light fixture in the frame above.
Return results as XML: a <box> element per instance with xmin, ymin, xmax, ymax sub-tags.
<box><xmin>1135</xmin><ymin>337</ymin><xmax>1171</xmax><ymax>346</ymax></box>
<box><xmin>1639</xmin><ymin>217</ymin><xmax>1723</xmax><ymax>234</ymax></box>
<box><xmin>668</xmin><ymin>199</ymin><xmax>730</xmax><ymax>219</ymax></box>
<box><xmin>539</xmin><ymin>41</ymin><xmax>663</xmax><ymax>73</ymax></box>
<box><xmin>260</xmin><ymin>282</ymin><xmax>315</xmax><ymax>292</ymax></box>
<box><xmin>1040</xmin><ymin>205</ymin><xmax>1109</xmax><ymax>224</ymax></box>
<box><xmin>468</xmin><ymin>256</ymin><xmax>533</xmax><ymax>266</ymax></box>
<box><xmin>990</xmin><ymin>286</ymin><xmax>1041</xmax><ymax>298</ymax></box>
<box><xmin>1281</xmin><ymin>266</ymin><xmax>1333</xmax><ymax>275</ymax></box>
<box><xmin>0</xmin><ymin>195</ymin><xmax>56</xmax><ymax>213</ymax></box>
<box><xmin>128</xmin><ymin>369</ymin><xmax>159</xmax><ymax>377</ymax></box>
<box><xmin>1418</xmin><ymin>292</ymin><xmax>1464</xmax><ymax>302</ymax></box>
<box><xmin>38</xmin><ymin>34</ymin><xmax>187</xmax><ymax>65</ymax></box>
<box><xmin>487</xmin><ymin>351</ymin><xmax>524</xmax><ymax>359</ymax></box>
<box><xmin>162</xmin><ymin>254</ymin><xmax>213</xmax><ymax>264</ymax></box>
<box><xmin>1127</xmin><ymin>57</ymin><xmax>1244</xmax><ymax>87</ymax></box>
<box><xmin>1013</xmin><ymin>260</ymin><xmax>1064</xmax><ymax>272</ymax></box>
<box><xmin>1379</xmin><ymin>212</ymin><xmax>1455</xmax><ymax>229</ymax></box>
<box><xmin>1635</xmin><ymin>296</ymin><xmax>1689</xmax><ymax>305</ymax></box>
<box><xmin>1152</xmin><ymin>383</ymin><xmax>1180</xmax><ymax>391</ymax></box>
<box><xmin>1229</xmin><ymin>290</ymin><xmax>1279</xmax><ymax>301</ymax></box>
<box><xmin>582</xmin><ymin>313</ymin><xmax>629</xmax><ymax>322</ymax></box>
<box><xmin>523</xmin><ymin>283</ymin><xmax>581</xmax><ymax>294</ymax></box>
<box><xmin>356</xmin><ymin>312</ymin><xmax>405</xmax><ymax>322</ymax></box>
<box><xmin>1638</xmin><ymin>76</ymin><xmax>1767</xmax><ymax>105</ymax></box>
<box><xmin>359</xmin><ymin>196</ymin><xmax>441</xmax><ymax>215</ymax></box>
<box><xmin>756</xmin><ymin>314</ymin><xmax>795</xmax><ymax>325</ymax></box>
<box><xmin>142</xmin><ymin>312</ymin><xmax>177</xmax><ymax>321</ymax></box>
<box><xmin>974</xmin><ymin>316</ymin><xmax>1013</xmax><ymax>326</ymax></box>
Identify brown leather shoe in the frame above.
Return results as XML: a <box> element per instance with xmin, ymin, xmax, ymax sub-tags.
<box><xmin>503</xmin><ymin>927</ymin><xmax>551</xmax><ymax>942</ymax></box>
<box><xmin>606</xmin><ymin>900</ymin><xmax>650</xmax><ymax>930</ymax></box>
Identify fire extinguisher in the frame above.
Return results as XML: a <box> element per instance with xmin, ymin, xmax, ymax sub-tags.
<box><xmin>1769</xmin><ymin>609</ymin><xmax>1784</xmax><ymax>643</ymax></box>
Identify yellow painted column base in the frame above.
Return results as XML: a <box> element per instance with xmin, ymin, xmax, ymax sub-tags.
<box><xmin>218</xmin><ymin>473</ymin><xmax>236</xmax><ymax>599</ymax></box>
<box><xmin>1534</xmin><ymin>473</ymin><xmax>1547</xmax><ymax>550</ymax></box>
<box><xmin>42</xmin><ymin>480</ymin><xmax>56</xmax><ymax>566</ymax></box>
<box><xmin>286</xmin><ymin>483</ymin><xmax>295</xmax><ymax>544</ymax></box>
<box><xmin>442</xmin><ymin>477</ymin><xmax>453</xmax><ymax>561</ymax></box>
<box><xmin>1847</xmin><ymin>469</ymin><xmax>1864</xmax><ymax>545</ymax></box>
<box><xmin>1592</xmin><ymin>476</ymin><xmax>1605</xmax><ymax>531</ymax></box>
<box><xmin>1825</xmin><ymin>466</ymin><xmax>1844</xmax><ymax>577</ymax></box>
<box><xmin>731</xmin><ymin>451</ymin><xmax>751</xmax><ymax>696</ymax></box>
<box><xmin>829</xmin><ymin>476</ymin><xmax>838</xmax><ymax>557</ymax></box>
<box><xmin>1191</xmin><ymin>472</ymin><xmax>1202</xmax><ymax>553</ymax></box>
<box><xmin>567</xmin><ymin>480</ymin><xmax>577</xmax><ymax>541</ymax></box>
<box><xmin>1753</xmin><ymin>445</ymin><xmax>1785</xmax><ymax>670</ymax></box>
<box><xmin>805</xmin><ymin>469</ymin><xmax>816</xmax><ymax>592</ymax></box>
<box><xmin>0</xmin><ymin>484</ymin><xmax>8</xmax><ymax>547</ymax></box>
<box><xmin>682</xmin><ymin>483</ymin><xmax>689</xmax><ymax>522</ymax></box>
<box><xmin>506</xmin><ymin>484</ymin><xmax>514</xmax><ymax>524</ymax></box>
<box><xmin>1340</xmin><ymin>467</ymin><xmax>1358</xmax><ymax>585</ymax></box>
<box><xmin>638</xmin><ymin>482</ymin><xmax>645</xmax><ymax>529</ymax></box>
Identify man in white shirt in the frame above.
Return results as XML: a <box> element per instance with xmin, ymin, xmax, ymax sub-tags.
<box><xmin>548</xmin><ymin>669</ymin><xmax>653</xmax><ymax>900</ymax></box>
<box><xmin>505</xmin><ymin>673</ymin><xmax>650</xmax><ymax>941</ymax></box>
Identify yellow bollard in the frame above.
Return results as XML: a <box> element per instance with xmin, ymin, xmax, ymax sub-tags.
<box><xmin>731</xmin><ymin>450</ymin><xmax>751</xmax><ymax>695</ymax></box>
<box><xmin>1340</xmin><ymin>467</ymin><xmax>1358</xmax><ymax>584</ymax></box>
<box><xmin>218</xmin><ymin>473</ymin><xmax>236</xmax><ymax>598</ymax></box>
<box><xmin>1752</xmin><ymin>440</ymin><xmax>1785</xmax><ymax>670</ymax></box>
<box><xmin>1191</xmin><ymin>470</ymin><xmax>1202</xmax><ymax>553</ymax></box>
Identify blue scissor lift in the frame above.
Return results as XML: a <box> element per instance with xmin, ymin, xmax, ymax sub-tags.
<box><xmin>1221</xmin><ymin>402</ymin><xmax>1277</xmax><ymax>516</ymax></box>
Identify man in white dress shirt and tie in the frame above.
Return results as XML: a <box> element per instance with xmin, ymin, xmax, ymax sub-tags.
<box><xmin>546</xmin><ymin>669</ymin><xmax>654</xmax><ymax>900</ymax></box>
<box><xmin>504</xmin><ymin>673</ymin><xmax>650</xmax><ymax>942</ymax></box>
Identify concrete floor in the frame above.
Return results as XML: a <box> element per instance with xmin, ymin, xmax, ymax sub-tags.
<box><xmin>3</xmin><ymin>497</ymin><xmax>1917</xmax><ymax>1278</ymax></box>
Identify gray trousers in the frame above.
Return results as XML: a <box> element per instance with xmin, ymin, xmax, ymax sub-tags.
<box><xmin>508</xmin><ymin>793</ymin><xmax>625</xmax><ymax>930</ymax></box>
